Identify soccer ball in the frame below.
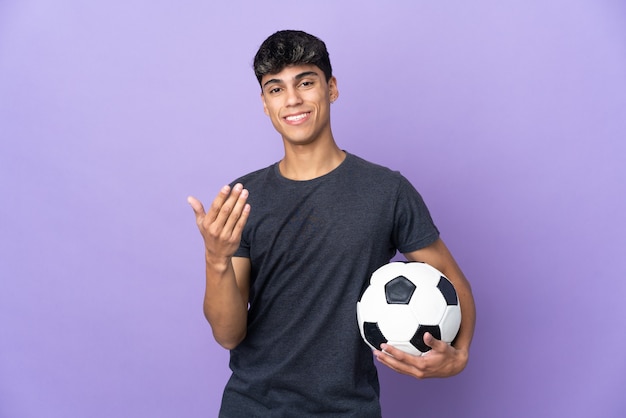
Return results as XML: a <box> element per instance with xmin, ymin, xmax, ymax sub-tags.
<box><xmin>357</xmin><ymin>261</ymin><xmax>461</xmax><ymax>356</ymax></box>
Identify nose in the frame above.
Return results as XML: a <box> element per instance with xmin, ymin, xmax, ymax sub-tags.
<box><xmin>285</xmin><ymin>86</ymin><xmax>303</xmax><ymax>107</ymax></box>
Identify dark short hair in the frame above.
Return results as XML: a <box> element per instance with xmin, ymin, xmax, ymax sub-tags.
<box><xmin>253</xmin><ymin>30</ymin><xmax>333</xmax><ymax>86</ymax></box>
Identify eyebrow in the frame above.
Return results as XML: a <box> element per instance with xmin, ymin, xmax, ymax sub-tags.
<box><xmin>262</xmin><ymin>70</ymin><xmax>321</xmax><ymax>89</ymax></box>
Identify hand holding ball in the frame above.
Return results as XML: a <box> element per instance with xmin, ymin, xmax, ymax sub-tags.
<box><xmin>357</xmin><ymin>262</ymin><xmax>461</xmax><ymax>356</ymax></box>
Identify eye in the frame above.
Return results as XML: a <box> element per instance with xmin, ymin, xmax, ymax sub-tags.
<box><xmin>268</xmin><ymin>87</ymin><xmax>282</xmax><ymax>94</ymax></box>
<box><xmin>299</xmin><ymin>80</ymin><xmax>314</xmax><ymax>88</ymax></box>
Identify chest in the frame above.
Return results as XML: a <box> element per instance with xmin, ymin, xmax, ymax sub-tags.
<box><xmin>244</xmin><ymin>184</ymin><xmax>395</xmax><ymax>265</ymax></box>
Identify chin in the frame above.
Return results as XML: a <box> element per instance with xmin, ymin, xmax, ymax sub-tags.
<box><xmin>283</xmin><ymin>138</ymin><xmax>317</xmax><ymax>147</ymax></box>
<box><xmin>281</xmin><ymin>131</ymin><xmax>318</xmax><ymax>146</ymax></box>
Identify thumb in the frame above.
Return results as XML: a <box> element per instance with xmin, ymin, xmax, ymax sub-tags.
<box><xmin>424</xmin><ymin>332</ymin><xmax>438</xmax><ymax>348</ymax></box>
<box><xmin>187</xmin><ymin>196</ymin><xmax>206</xmax><ymax>218</ymax></box>
<box><xmin>423</xmin><ymin>332</ymin><xmax>446</xmax><ymax>352</ymax></box>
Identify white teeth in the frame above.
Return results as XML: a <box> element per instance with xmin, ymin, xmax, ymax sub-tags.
<box><xmin>286</xmin><ymin>113</ymin><xmax>308</xmax><ymax>121</ymax></box>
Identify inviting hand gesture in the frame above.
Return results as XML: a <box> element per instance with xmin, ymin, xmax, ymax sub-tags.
<box><xmin>188</xmin><ymin>183</ymin><xmax>250</xmax><ymax>266</ymax></box>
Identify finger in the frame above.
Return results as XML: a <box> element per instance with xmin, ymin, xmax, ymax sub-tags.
<box><xmin>375</xmin><ymin>344</ymin><xmax>423</xmax><ymax>377</ymax></box>
<box><xmin>423</xmin><ymin>332</ymin><xmax>449</xmax><ymax>353</ymax></box>
<box><xmin>187</xmin><ymin>196</ymin><xmax>206</xmax><ymax>220</ymax></box>
<box><xmin>207</xmin><ymin>184</ymin><xmax>234</xmax><ymax>223</ymax></box>
<box><xmin>229</xmin><ymin>202</ymin><xmax>251</xmax><ymax>243</ymax></box>
<box><xmin>379</xmin><ymin>343</ymin><xmax>424</xmax><ymax>366</ymax></box>
<box><xmin>222</xmin><ymin>188</ymin><xmax>250</xmax><ymax>238</ymax></box>
<box><xmin>379</xmin><ymin>343</ymin><xmax>405</xmax><ymax>359</ymax></box>
<box><xmin>213</xmin><ymin>183</ymin><xmax>247</xmax><ymax>228</ymax></box>
<box><xmin>231</xmin><ymin>194</ymin><xmax>251</xmax><ymax>235</ymax></box>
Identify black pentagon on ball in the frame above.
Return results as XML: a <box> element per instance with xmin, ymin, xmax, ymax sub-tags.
<box><xmin>410</xmin><ymin>325</ymin><xmax>441</xmax><ymax>353</ymax></box>
<box><xmin>385</xmin><ymin>275</ymin><xmax>416</xmax><ymax>304</ymax></box>
<box><xmin>363</xmin><ymin>322</ymin><xmax>387</xmax><ymax>350</ymax></box>
<box><xmin>437</xmin><ymin>276</ymin><xmax>458</xmax><ymax>306</ymax></box>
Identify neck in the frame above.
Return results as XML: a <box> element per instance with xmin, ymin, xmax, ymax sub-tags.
<box><xmin>279</xmin><ymin>140</ymin><xmax>346</xmax><ymax>181</ymax></box>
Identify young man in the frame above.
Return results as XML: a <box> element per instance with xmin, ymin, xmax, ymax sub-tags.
<box><xmin>188</xmin><ymin>30</ymin><xmax>475</xmax><ymax>417</ymax></box>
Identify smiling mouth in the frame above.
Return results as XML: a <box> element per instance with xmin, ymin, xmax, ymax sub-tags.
<box><xmin>284</xmin><ymin>112</ymin><xmax>310</xmax><ymax>122</ymax></box>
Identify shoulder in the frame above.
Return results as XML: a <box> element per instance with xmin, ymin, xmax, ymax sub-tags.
<box><xmin>231</xmin><ymin>163</ymin><xmax>277</xmax><ymax>187</ymax></box>
<box><xmin>344</xmin><ymin>153</ymin><xmax>427</xmax><ymax>206</ymax></box>
<box><xmin>346</xmin><ymin>152</ymin><xmax>402</xmax><ymax>175</ymax></box>
<box><xmin>344</xmin><ymin>152</ymin><xmax>407</xmax><ymax>186</ymax></box>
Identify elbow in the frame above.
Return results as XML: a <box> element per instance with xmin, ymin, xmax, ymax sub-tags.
<box><xmin>203</xmin><ymin>304</ymin><xmax>247</xmax><ymax>350</ymax></box>
<box><xmin>219</xmin><ymin>341</ymin><xmax>239</xmax><ymax>350</ymax></box>
<box><xmin>215</xmin><ymin>333</ymin><xmax>245</xmax><ymax>350</ymax></box>
<box><xmin>207</xmin><ymin>317</ymin><xmax>246</xmax><ymax>350</ymax></box>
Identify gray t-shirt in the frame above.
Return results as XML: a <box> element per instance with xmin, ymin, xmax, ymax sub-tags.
<box><xmin>220</xmin><ymin>153</ymin><xmax>439</xmax><ymax>417</ymax></box>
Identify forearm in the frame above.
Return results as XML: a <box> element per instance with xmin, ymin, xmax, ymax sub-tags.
<box><xmin>203</xmin><ymin>257</ymin><xmax>248</xmax><ymax>350</ymax></box>
<box><xmin>448</xmin><ymin>272</ymin><xmax>475</xmax><ymax>375</ymax></box>
<box><xmin>187</xmin><ymin>186</ymin><xmax>251</xmax><ymax>350</ymax></box>
<box><xmin>403</xmin><ymin>239</ymin><xmax>476</xmax><ymax>375</ymax></box>
<box><xmin>439</xmin><ymin>257</ymin><xmax>475</xmax><ymax>368</ymax></box>
<box><xmin>452</xmin><ymin>278</ymin><xmax>475</xmax><ymax>352</ymax></box>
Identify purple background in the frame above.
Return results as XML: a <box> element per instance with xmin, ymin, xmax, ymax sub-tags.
<box><xmin>1</xmin><ymin>1</ymin><xmax>625</xmax><ymax>417</ymax></box>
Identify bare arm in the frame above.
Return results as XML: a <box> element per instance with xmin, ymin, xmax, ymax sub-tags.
<box><xmin>374</xmin><ymin>238</ymin><xmax>476</xmax><ymax>378</ymax></box>
<box><xmin>188</xmin><ymin>184</ymin><xmax>251</xmax><ymax>350</ymax></box>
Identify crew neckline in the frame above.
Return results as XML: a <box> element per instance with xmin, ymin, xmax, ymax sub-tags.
<box><xmin>273</xmin><ymin>151</ymin><xmax>351</xmax><ymax>184</ymax></box>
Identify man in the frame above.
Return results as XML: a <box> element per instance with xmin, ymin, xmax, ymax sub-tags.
<box><xmin>188</xmin><ymin>30</ymin><xmax>475</xmax><ymax>417</ymax></box>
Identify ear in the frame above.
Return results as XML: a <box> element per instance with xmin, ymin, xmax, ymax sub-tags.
<box><xmin>328</xmin><ymin>76</ymin><xmax>339</xmax><ymax>103</ymax></box>
<box><xmin>261</xmin><ymin>91</ymin><xmax>269</xmax><ymax>116</ymax></box>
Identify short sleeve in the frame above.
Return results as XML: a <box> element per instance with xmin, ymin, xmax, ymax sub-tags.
<box><xmin>392</xmin><ymin>175</ymin><xmax>440</xmax><ymax>253</ymax></box>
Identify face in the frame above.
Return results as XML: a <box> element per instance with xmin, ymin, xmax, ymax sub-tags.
<box><xmin>260</xmin><ymin>64</ymin><xmax>338</xmax><ymax>147</ymax></box>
